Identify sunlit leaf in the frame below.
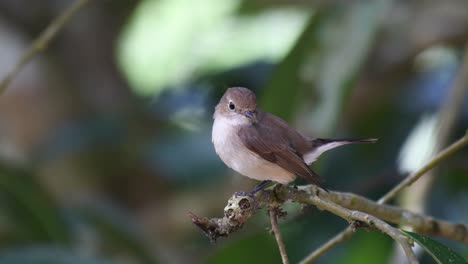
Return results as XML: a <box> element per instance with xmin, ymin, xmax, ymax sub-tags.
<box><xmin>118</xmin><ymin>0</ymin><xmax>307</xmax><ymax>96</ymax></box>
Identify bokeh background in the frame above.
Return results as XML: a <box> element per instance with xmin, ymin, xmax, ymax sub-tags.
<box><xmin>0</xmin><ymin>0</ymin><xmax>467</xmax><ymax>263</ymax></box>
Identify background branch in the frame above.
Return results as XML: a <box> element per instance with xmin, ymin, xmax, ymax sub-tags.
<box><xmin>0</xmin><ymin>0</ymin><xmax>92</xmax><ymax>94</ymax></box>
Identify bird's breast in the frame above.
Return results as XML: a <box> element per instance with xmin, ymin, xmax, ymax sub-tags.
<box><xmin>212</xmin><ymin>117</ymin><xmax>247</xmax><ymax>170</ymax></box>
<box><xmin>212</xmin><ymin>117</ymin><xmax>295</xmax><ymax>184</ymax></box>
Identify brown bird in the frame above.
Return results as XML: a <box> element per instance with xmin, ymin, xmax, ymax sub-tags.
<box><xmin>212</xmin><ymin>87</ymin><xmax>376</xmax><ymax>194</ymax></box>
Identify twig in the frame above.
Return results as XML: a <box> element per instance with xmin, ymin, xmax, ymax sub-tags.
<box><xmin>0</xmin><ymin>0</ymin><xmax>92</xmax><ymax>94</ymax></box>
<box><xmin>300</xmin><ymin>131</ymin><xmax>468</xmax><ymax>263</ymax></box>
<box><xmin>269</xmin><ymin>207</ymin><xmax>289</xmax><ymax>264</ymax></box>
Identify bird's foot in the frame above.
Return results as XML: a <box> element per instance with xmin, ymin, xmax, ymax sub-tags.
<box><xmin>234</xmin><ymin>181</ymin><xmax>272</xmax><ymax>208</ymax></box>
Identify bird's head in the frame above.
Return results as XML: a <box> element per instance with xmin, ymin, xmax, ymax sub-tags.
<box><xmin>214</xmin><ymin>87</ymin><xmax>258</xmax><ymax>125</ymax></box>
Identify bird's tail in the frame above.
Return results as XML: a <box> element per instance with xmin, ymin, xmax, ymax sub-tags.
<box><xmin>303</xmin><ymin>137</ymin><xmax>377</xmax><ymax>164</ymax></box>
<box><xmin>312</xmin><ymin>138</ymin><xmax>378</xmax><ymax>146</ymax></box>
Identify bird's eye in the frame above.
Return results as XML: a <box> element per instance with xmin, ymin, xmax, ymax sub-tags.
<box><xmin>228</xmin><ymin>101</ymin><xmax>235</xmax><ymax>111</ymax></box>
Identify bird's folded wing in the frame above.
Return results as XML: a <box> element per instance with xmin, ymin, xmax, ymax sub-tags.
<box><xmin>237</xmin><ymin>124</ymin><xmax>322</xmax><ymax>186</ymax></box>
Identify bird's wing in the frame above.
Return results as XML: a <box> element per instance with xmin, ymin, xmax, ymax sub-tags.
<box><xmin>237</xmin><ymin>120</ymin><xmax>322</xmax><ymax>186</ymax></box>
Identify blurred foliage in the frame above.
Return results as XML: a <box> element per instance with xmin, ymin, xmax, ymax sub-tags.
<box><xmin>0</xmin><ymin>247</ymin><xmax>115</xmax><ymax>264</ymax></box>
<box><xmin>0</xmin><ymin>163</ymin><xmax>70</xmax><ymax>246</ymax></box>
<box><xmin>336</xmin><ymin>231</ymin><xmax>393</xmax><ymax>264</ymax></box>
<box><xmin>0</xmin><ymin>0</ymin><xmax>467</xmax><ymax>263</ymax></box>
<box><xmin>205</xmin><ymin>232</ymin><xmax>280</xmax><ymax>264</ymax></box>
<box><xmin>118</xmin><ymin>0</ymin><xmax>307</xmax><ymax>96</ymax></box>
<box><xmin>261</xmin><ymin>1</ymin><xmax>387</xmax><ymax>130</ymax></box>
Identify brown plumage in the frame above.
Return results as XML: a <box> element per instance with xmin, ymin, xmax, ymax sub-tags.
<box><xmin>237</xmin><ymin>110</ymin><xmax>323</xmax><ymax>186</ymax></box>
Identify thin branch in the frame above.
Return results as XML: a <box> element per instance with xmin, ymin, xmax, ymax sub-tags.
<box><xmin>300</xmin><ymin>130</ymin><xmax>468</xmax><ymax>263</ymax></box>
<box><xmin>0</xmin><ymin>0</ymin><xmax>93</xmax><ymax>94</ymax></box>
<box><xmin>299</xmin><ymin>226</ymin><xmax>353</xmax><ymax>264</ymax></box>
<box><xmin>269</xmin><ymin>207</ymin><xmax>289</xmax><ymax>264</ymax></box>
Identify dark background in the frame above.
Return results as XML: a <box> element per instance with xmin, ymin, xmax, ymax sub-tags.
<box><xmin>0</xmin><ymin>0</ymin><xmax>467</xmax><ymax>263</ymax></box>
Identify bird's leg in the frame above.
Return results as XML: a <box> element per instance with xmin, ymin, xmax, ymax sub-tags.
<box><xmin>234</xmin><ymin>180</ymin><xmax>271</xmax><ymax>199</ymax></box>
<box><xmin>251</xmin><ymin>180</ymin><xmax>272</xmax><ymax>194</ymax></box>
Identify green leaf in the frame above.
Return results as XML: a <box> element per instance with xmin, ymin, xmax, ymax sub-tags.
<box><xmin>400</xmin><ymin>230</ymin><xmax>467</xmax><ymax>264</ymax></box>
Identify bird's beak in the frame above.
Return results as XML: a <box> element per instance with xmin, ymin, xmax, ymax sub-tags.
<box><xmin>243</xmin><ymin>110</ymin><xmax>256</xmax><ymax>120</ymax></box>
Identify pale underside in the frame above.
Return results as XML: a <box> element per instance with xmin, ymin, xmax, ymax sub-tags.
<box><xmin>212</xmin><ymin>114</ymin><xmax>296</xmax><ymax>184</ymax></box>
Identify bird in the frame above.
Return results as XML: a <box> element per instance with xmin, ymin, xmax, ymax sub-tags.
<box><xmin>212</xmin><ymin>87</ymin><xmax>377</xmax><ymax>194</ymax></box>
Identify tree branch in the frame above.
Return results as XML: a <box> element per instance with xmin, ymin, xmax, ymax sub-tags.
<box><xmin>269</xmin><ymin>206</ymin><xmax>289</xmax><ymax>264</ymax></box>
<box><xmin>191</xmin><ymin>184</ymin><xmax>423</xmax><ymax>263</ymax></box>
<box><xmin>188</xmin><ymin>182</ymin><xmax>456</xmax><ymax>264</ymax></box>
<box><xmin>292</xmin><ymin>187</ymin><xmax>419</xmax><ymax>264</ymax></box>
<box><xmin>190</xmin><ymin>184</ymin><xmax>467</xmax><ymax>242</ymax></box>
<box><xmin>316</xmin><ymin>186</ymin><xmax>468</xmax><ymax>243</ymax></box>
<box><xmin>300</xmin><ymin>130</ymin><xmax>468</xmax><ymax>263</ymax></box>
<box><xmin>0</xmin><ymin>0</ymin><xmax>93</xmax><ymax>94</ymax></box>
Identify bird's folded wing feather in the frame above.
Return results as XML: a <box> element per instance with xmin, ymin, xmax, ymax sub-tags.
<box><xmin>237</xmin><ymin>122</ymin><xmax>322</xmax><ymax>186</ymax></box>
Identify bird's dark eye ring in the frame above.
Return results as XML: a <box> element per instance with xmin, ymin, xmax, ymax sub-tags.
<box><xmin>228</xmin><ymin>101</ymin><xmax>235</xmax><ymax>111</ymax></box>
